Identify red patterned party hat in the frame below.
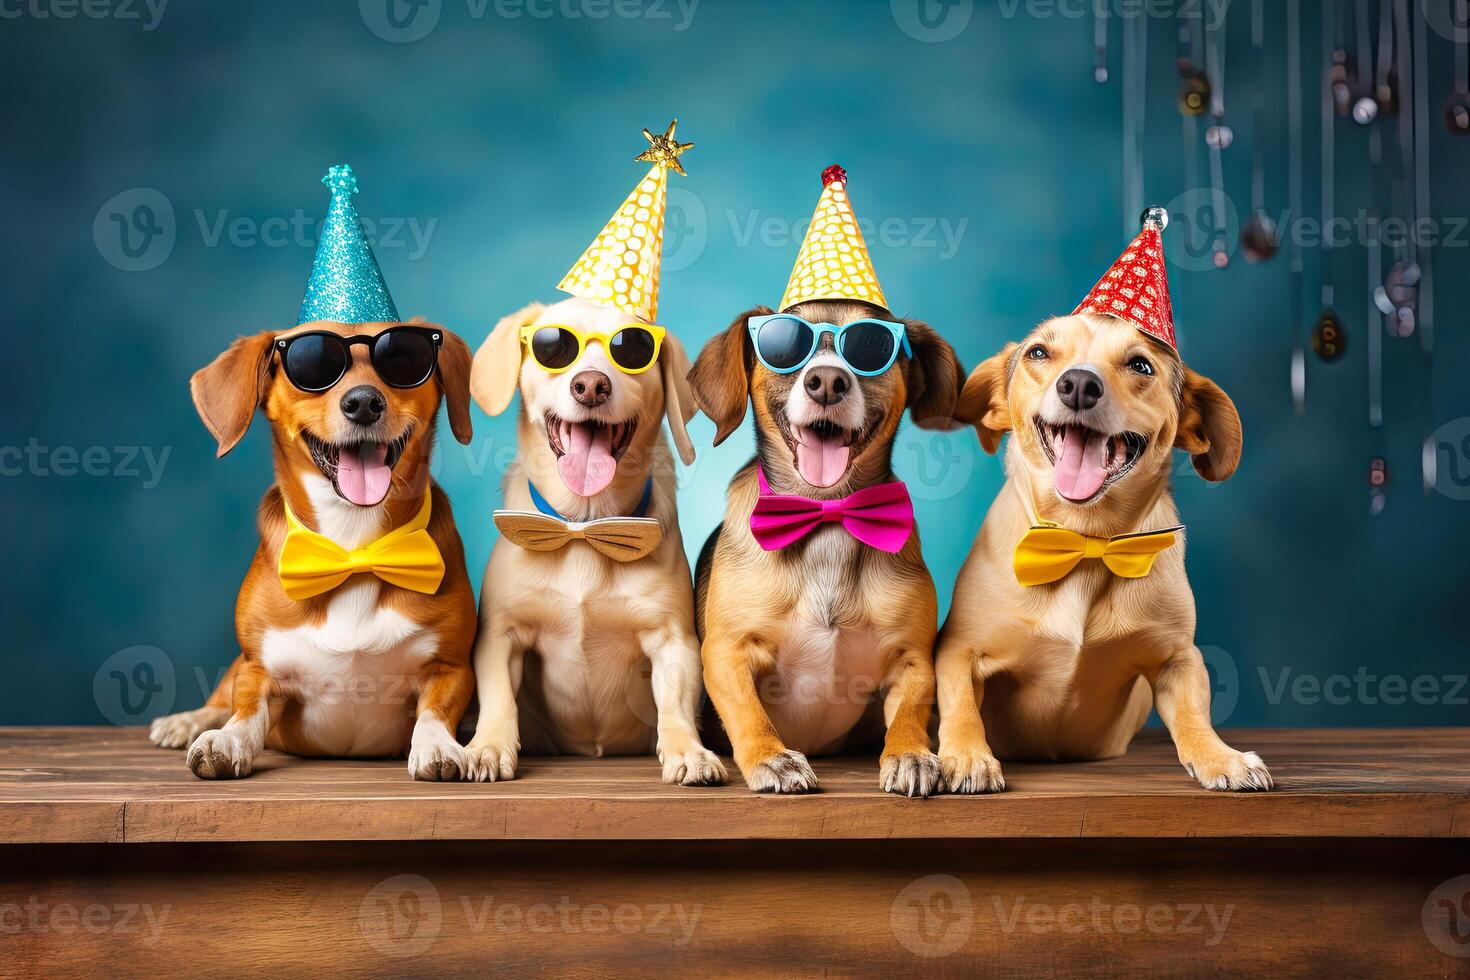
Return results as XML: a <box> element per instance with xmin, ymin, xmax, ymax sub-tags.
<box><xmin>1071</xmin><ymin>207</ymin><xmax>1176</xmax><ymax>350</ymax></box>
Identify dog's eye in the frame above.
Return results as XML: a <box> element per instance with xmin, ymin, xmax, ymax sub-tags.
<box><xmin>1128</xmin><ymin>356</ymin><xmax>1154</xmax><ymax>376</ymax></box>
<box><xmin>1026</xmin><ymin>345</ymin><xmax>1049</xmax><ymax>361</ymax></box>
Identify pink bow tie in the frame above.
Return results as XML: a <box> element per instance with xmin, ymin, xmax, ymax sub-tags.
<box><xmin>749</xmin><ymin>465</ymin><xmax>915</xmax><ymax>553</ymax></box>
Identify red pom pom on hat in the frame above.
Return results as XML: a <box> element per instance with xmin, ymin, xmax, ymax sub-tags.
<box><xmin>821</xmin><ymin>163</ymin><xmax>847</xmax><ymax>186</ymax></box>
<box><xmin>1071</xmin><ymin>207</ymin><xmax>1177</xmax><ymax>351</ymax></box>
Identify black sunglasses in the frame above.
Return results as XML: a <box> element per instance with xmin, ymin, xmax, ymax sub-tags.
<box><xmin>275</xmin><ymin>326</ymin><xmax>443</xmax><ymax>393</ymax></box>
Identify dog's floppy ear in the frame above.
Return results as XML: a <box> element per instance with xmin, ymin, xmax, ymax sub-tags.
<box><xmin>471</xmin><ymin>301</ymin><xmax>543</xmax><ymax>416</ymax></box>
<box><xmin>1175</xmin><ymin>366</ymin><xmax>1242</xmax><ymax>482</ymax></box>
<box><xmin>689</xmin><ymin>306</ymin><xmax>766</xmax><ymax>446</ymax></box>
<box><xmin>658</xmin><ymin>332</ymin><xmax>697</xmax><ymax>465</ymax></box>
<box><xmin>955</xmin><ymin>343</ymin><xmax>1016</xmax><ymax>455</ymax></box>
<box><xmin>191</xmin><ymin>331</ymin><xmax>276</xmax><ymax>458</ymax></box>
<box><xmin>435</xmin><ymin>327</ymin><xmax>474</xmax><ymax>445</ymax></box>
<box><xmin>902</xmin><ymin>318</ymin><xmax>963</xmax><ymax>430</ymax></box>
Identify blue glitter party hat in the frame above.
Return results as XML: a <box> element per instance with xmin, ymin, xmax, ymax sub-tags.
<box><xmin>297</xmin><ymin>164</ymin><xmax>400</xmax><ymax>325</ymax></box>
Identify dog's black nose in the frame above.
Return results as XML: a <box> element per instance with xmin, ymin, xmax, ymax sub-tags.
<box><xmin>340</xmin><ymin>384</ymin><xmax>387</xmax><ymax>426</ymax></box>
<box><xmin>570</xmin><ymin>370</ymin><xmax>611</xmax><ymax>408</ymax></box>
<box><xmin>804</xmin><ymin>365</ymin><xmax>850</xmax><ymax>406</ymax></box>
<box><xmin>1056</xmin><ymin>367</ymin><xmax>1104</xmax><ymax>411</ymax></box>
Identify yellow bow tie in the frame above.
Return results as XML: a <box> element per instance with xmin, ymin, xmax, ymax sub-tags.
<box><xmin>1012</xmin><ymin>523</ymin><xmax>1183</xmax><ymax>587</ymax></box>
<box><xmin>278</xmin><ymin>495</ymin><xmax>445</xmax><ymax>601</ymax></box>
<box><xmin>494</xmin><ymin>510</ymin><xmax>663</xmax><ymax>563</ymax></box>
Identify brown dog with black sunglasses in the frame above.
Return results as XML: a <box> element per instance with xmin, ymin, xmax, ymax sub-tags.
<box><xmin>148</xmin><ymin>318</ymin><xmax>480</xmax><ymax>781</ymax></box>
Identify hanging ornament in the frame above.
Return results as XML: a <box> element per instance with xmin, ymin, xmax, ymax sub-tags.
<box><xmin>1287</xmin><ymin>0</ymin><xmax>1307</xmax><ymax>412</ymax></box>
<box><xmin>1316</xmin><ymin>1</ymin><xmax>1344</xmax><ymax>366</ymax></box>
<box><xmin>1350</xmin><ymin>0</ymin><xmax>1379</xmax><ymax>124</ymax></box>
<box><xmin>1449</xmin><ymin>0</ymin><xmax>1470</xmax><ymax>134</ymax></box>
<box><xmin>1374</xmin><ymin>261</ymin><xmax>1420</xmax><ymax>338</ymax></box>
<box><xmin>1203</xmin><ymin>10</ymin><xmax>1231</xmax><ymax>269</ymax></box>
<box><xmin>1242</xmin><ymin>2</ymin><xmax>1278</xmax><ymax>264</ymax></box>
<box><xmin>1177</xmin><ymin>66</ymin><xmax>1211</xmax><ymax>116</ymax></box>
<box><xmin>1330</xmin><ymin>52</ymin><xmax>1357</xmax><ymax>116</ymax></box>
<box><xmin>1094</xmin><ymin>3</ymin><xmax>1109</xmax><ymax>83</ymax></box>
<box><xmin>1368</xmin><ymin>457</ymin><xmax>1388</xmax><ymax>516</ymax></box>
<box><xmin>1312</xmin><ymin>309</ymin><xmax>1347</xmax><ymax>361</ymax></box>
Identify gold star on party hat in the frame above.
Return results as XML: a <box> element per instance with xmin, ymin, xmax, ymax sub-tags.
<box><xmin>635</xmin><ymin>119</ymin><xmax>694</xmax><ymax>177</ymax></box>
<box><xmin>780</xmin><ymin>163</ymin><xmax>888</xmax><ymax>312</ymax></box>
<box><xmin>557</xmin><ymin>120</ymin><xmax>692</xmax><ymax>323</ymax></box>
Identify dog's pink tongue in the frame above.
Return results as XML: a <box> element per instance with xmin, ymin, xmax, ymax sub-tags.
<box><xmin>1054</xmin><ymin>426</ymin><xmax>1109</xmax><ymax>502</ymax></box>
<box><xmin>794</xmin><ymin>428</ymin><xmax>850</xmax><ymax>488</ymax></box>
<box><xmin>336</xmin><ymin>442</ymin><xmax>391</xmax><ymax>506</ymax></box>
<box><xmin>558</xmin><ymin>422</ymin><xmax>616</xmax><ymax>497</ymax></box>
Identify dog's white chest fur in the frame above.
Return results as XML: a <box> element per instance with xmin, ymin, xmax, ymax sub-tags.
<box><xmin>259</xmin><ymin>479</ymin><xmax>437</xmax><ymax>757</ymax></box>
<box><xmin>505</xmin><ymin>547</ymin><xmax>660</xmax><ymax>756</ymax></box>
<box><xmin>766</xmin><ymin>528</ymin><xmax>885</xmax><ymax>755</ymax></box>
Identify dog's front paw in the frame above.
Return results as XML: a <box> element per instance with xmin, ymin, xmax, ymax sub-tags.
<box><xmin>464</xmin><ymin>734</ymin><xmax>519</xmax><ymax>783</ymax></box>
<box><xmin>150</xmin><ymin>707</ymin><xmax>231</xmax><ymax>749</ymax></box>
<box><xmin>1182</xmin><ymin>749</ymin><xmax>1273</xmax><ymax>792</ymax></box>
<box><xmin>743</xmin><ymin>749</ymin><xmax>818</xmax><ymax>794</ymax></box>
<box><xmin>880</xmin><ymin>751</ymin><xmax>943</xmax><ymax>798</ymax></box>
<box><xmin>187</xmin><ymin>729</ymin><xmax>254</xmax><ymax>779</ymax></box>
<box><xmin>658</xmin><ymin>744</ymin><xmax>728</xmax><ymax>787</ymax></box>
<box><xmin>938</xmin><ymin>747</ymin><xmax>1006</xmax><ymax>794</ymax></box>
<box><xmin>408</xmin><ymin>717</ymin><xmax>470</xmax><ymax>782</ymax></box>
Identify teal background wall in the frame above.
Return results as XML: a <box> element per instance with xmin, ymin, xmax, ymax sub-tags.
<box><xmin>2</xmin><ymin>0</ymin><xmax>1467</xmax><ymax>727</ymax></box>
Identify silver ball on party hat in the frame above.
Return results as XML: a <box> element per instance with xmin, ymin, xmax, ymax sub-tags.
<box><xmin>1140</xmin><ymin>206</ymin><xmax>1169</xmax><ymax>231</ymax></box>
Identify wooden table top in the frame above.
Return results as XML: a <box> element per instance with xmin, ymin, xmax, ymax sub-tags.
<box><xmin>1</xmin><ymin>727</ymin><xmax>1465</xmax><ymax>844</ymax></box>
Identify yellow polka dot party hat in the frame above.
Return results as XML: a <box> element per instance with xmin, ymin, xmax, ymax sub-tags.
<box><xmin>780</xmin><ymin>164</ymin><xmax>888</xmax><ymax>312</ymax></box>
<box><xmin>556</xmin><ymin>119</ymin><xmax>692</xmax><ymax>323</ymax></box>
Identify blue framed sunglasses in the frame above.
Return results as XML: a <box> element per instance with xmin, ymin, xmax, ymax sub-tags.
<box><xmin>747</xmin><ymin>314</ymin><xmax>912</xmax><ymax>377</ymax></box>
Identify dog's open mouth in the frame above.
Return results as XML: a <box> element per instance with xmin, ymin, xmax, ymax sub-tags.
<box><xmin>784</xmin><ymin>418</ymin><xmax>861</xmax><ymax>489</ymax></box>
<box><xmin>1035</xmin><ymin>419</ymin><xmax>1146</xmax><ymax>503</ymax></box>
<box><xmin>546</xmin><ymin>413</ymin><xmax>636</xmax><ymax>497</ymax></box>
<box><xmin>304</xmin><ymin>429</ymin><xmax>410</xmax><ymax>507</ymax></box>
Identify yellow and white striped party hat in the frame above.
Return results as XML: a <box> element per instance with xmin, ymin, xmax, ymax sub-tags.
<box><xmin>556</xmin><ymin>120</ymin><xmax>692</xmax><ymax>323</ymax></box>
<box><xmin>780</xmin><ymin>164</ymin><xmax>888</xmax><ymax>312</ymax></box>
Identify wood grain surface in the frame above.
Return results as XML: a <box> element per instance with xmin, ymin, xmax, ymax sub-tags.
<box><xmin>0</xmin><ymin>727</ymin><xmax>1466</xmax><ymax>843</ymax></box>
<box><xmin>2</xmin><ymin>839</ymin><xmax>1468</xmax><ymax>977</ymax></box>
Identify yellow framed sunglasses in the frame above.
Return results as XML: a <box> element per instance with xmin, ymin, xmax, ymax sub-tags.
<box><xmin>518</xmin><ymin>323</ymin><xmax>667</xmax><ymax>376</ymax></box>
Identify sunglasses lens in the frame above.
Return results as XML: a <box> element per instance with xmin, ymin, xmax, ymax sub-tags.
<box><xmin>840</xmin><ymin>322</ymin><xmax>898</xmax><ymax>374</ymax></box>
<box><xmin>373</xmin><ymin>329</ymin><xmax>437</xmax><ymax>387</ymax></box>
<box><xmin>755</xmin><ymin>317</ymin><xmax>815</xmax><ymax>371</ymax></box>
<box><xmin>608</xmin><ymin>327</ymin><xmax>658</xmax><ymax>372</ymax></box>
<box><xmin>529</xmin><ymin>327</ymin><xmax>580</xmax><ymax>371</ymax></box>
<box><xmin>283</xmin><ymin>335</ymin><xmax>348</xmax><ymax>391</ymax></box>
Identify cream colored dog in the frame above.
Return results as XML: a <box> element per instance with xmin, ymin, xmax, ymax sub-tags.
<box><xmin>936</xmin><ymin>314</ymin><xmax>1273</xmax><ymax>793</ymax></box>
<box><xmin>463</xmin><ymin>297</ymin><xmax>726</xmax><ymax>785</ymax></box>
